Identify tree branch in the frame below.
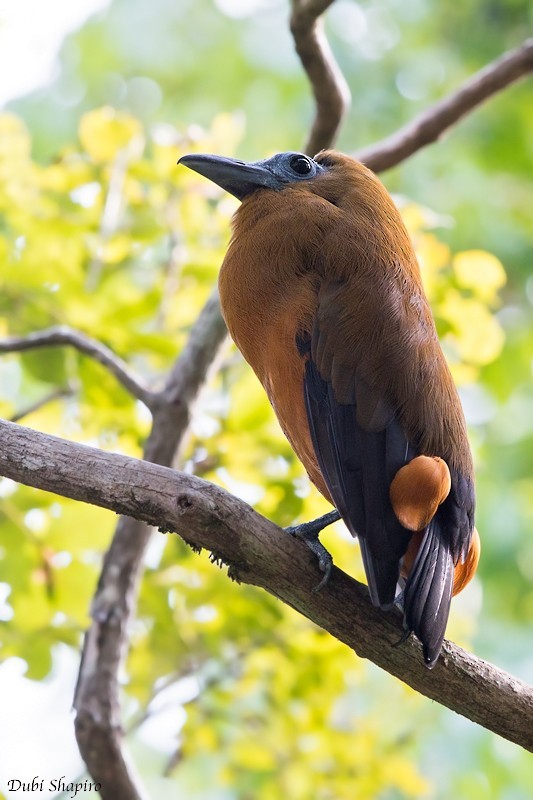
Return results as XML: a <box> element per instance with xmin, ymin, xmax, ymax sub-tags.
<box><xmin>0</xmin><ymin>326</ymin><xmax>154</xmax><ymax>408</ymax></box>
<box><xmin>357</xmin><ymin>38</ymin><xmax>533</xmax><ymax>173</ymax></box>
<box><xmin>71</xmin><ymin>289</ymin><xmax>227</xmax><ymax>800</ymax></box>
<box><xmin>1</xmin><ymin>418</ymin><xmax>531</xmax><ymax>752</ymax></box>
<box><xmin>290</xmin><ymin>0</ymin><xmax>351</xmax><ymax>154</ymax></box>
<box><xmin>9</xmin><ymin>386</ymin><xmax>74</xmax><ymax>423</ymax></box>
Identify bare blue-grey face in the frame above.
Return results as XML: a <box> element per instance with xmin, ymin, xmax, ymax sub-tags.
<box><xmin>178</xmin><ymin>151</ymin><xmax>326</xmax><ymax>200</ymax></box>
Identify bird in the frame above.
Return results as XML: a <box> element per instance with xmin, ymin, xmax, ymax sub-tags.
<box><xmin>179</xmin><ymin>149</ymin><xmax>480</xmax><ymax>667</ymax></box>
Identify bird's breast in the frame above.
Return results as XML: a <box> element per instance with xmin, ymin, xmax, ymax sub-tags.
<box><xmin>219</xmin><ymin>252</ymin><xmax>331</xmax><ymax>499</ymax></box>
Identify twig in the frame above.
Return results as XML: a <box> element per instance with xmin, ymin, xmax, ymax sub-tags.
<box><xmin>9</xmin><ymin>386</ymin><xmax>74</xmax><ymax>423</ymax></box>
<box><xmin>0</xmin><ymin>326</ymin><xmax>154</xmax><ymax>408</ymax></box>
<box><xmin>72</xmin><ymin>289</ymin><xmax>227</xmax><ymax>800</ymax></box>
<box><xmin>290</xmin><ymin>0</ymin><xmax>351</xmax><ymax>154</ymax></box>
<box><xmin>124</xmin><ymin>671</ymin><xmax>185</xmax><ymax>737</ymax></box>
<box><xmin>1</xmin><ymin>418</ymin><xmax>531</xmax><ymax>752</ymax></box>
<box><xmin>357</xmin><ymin>38</ymin><xmax>533</xmax><ymax>173</ymax></box>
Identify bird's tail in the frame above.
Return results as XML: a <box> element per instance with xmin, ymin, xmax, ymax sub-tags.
<box><xmin>402</xmin><ymin>513</ymin><xmax>454</xmax><ymax>668</ymax></box>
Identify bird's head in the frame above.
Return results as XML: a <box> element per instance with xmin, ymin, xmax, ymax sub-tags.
<box><xmin>178</xmin><ymin>149</ymin><xmax>396</xmax><ymax>220</ymax></box>
<box><xmin>178</xmin><ymin>150</ymin><xmax>331</xmax><ymax>201</ymax></box>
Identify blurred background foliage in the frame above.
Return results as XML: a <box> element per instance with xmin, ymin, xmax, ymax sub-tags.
<box><xmin>0</xmin><ymin>0</ymin><xmax>532</xmax><ymax>798</ymax></box>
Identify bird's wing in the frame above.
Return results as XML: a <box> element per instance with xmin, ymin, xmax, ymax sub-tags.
<box><xmin>299</xmin><ymin>278</ymin><xmax>475</xmax><ymax>664</ymax></box>
<box><xmin>297</xmin><ymin>280</ymin><xmax>417</xmax><ymax>608</ymax></box>
<box><xmin>302</xmin><ymin>352</ymin><xmax>413</xmax><ymax>607</ymax></box>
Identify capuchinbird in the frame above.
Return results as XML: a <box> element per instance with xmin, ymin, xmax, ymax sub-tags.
<box><xmin>179</xmin><ymin>150</ymin><xmax>480</xmax><ymax>667</ymax></box>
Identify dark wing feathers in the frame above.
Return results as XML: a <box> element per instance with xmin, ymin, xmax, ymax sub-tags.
<box><xmin>303</xmin><ymin>356</ymin><xmax>412</xmax><ymax>607</ymax></box>
<box><xmin>303</xmin><ymin>357</ymin><xmax>364</xmax><ymax>529</ymax></box>
<box><xmin>300</xmin><ymin>284</ymin><xmax>474</xmax><ymax>664</ymax></box>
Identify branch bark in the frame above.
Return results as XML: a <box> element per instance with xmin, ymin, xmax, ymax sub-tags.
<box><xmin>290</xmin><ymin>0</ymin><xmax>351</xmax><ymax>154</ymax></box>
<box><xmin>357</xmin><ymin>38</ymin><xmax>533</xmax><ymax>173</ymax></box>
<box><xmin>1</xmin><ymin>418</ymin><xmax>531</xmax><ymax>753</ymax></box>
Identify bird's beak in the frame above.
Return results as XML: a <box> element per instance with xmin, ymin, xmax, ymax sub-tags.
<box><xmin>178</xmin><ymin>154</ymin><xmax>280</xmax><ymax>201</ymax></box>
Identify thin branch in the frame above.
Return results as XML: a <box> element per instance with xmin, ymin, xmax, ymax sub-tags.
<box><xmin>124</xmin><ymin>670</ymin><xmax>187</xmax><ymax>737</ymax></box>
<box><xmin>1</xmin><ymin>418</ymin><xmax>531</xmax><ymax>752</ymax></box>
<box><xmin>357</xmin><ymin>38</ymin><xmax>533</xmax><ymax>173</ymax></box>
<box><xmin>9</xmin><ymin>386</ymin><xmax>74</xmax><ymax>423</ymax></box>
<box><xmin>290</xmin><ymin>0</ymin><xmax>351</xmax><ymax>154</ymax></box>
<box><xmin>72</xmin><ymin>290</ymin><xmax>227</xmax><ymax>800</ymax></box>
<box><xmin>0</xmin><ymin>326</ymin><xmax>153</xmax><ymax>408</ymax></box>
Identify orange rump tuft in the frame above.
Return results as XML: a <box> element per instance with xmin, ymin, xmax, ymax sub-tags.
<box><xmin>390</xmin><ymin>455</ymin><xmax>451</xmax><ymax>531</ymax></box>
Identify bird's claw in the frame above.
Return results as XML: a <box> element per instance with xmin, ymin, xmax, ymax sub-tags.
<box><xmin>312</xmin><ymin>552</ymin><xmax>333</xmax><ymax>593</ymax></box>
<box><xmin>286</xmin><ymin>510</ymin><xmax>339</xmax><ymax>591</ymax></box>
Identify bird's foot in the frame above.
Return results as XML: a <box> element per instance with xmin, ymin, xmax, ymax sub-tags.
<box><xmin>286</xmin><ymin>510</ymin><xmax>340</xmax><ymax>592</ymax></box>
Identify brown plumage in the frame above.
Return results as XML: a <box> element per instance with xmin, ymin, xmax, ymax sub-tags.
<box><xmin>179</xmin><ymin>149</ymin><xmax>480</xmax><ymax>667</ymax></box>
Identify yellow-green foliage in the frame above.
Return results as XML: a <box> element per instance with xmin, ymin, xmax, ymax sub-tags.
<box><xmin>0</xmin><ymin>109</ymin><xmax>506</xmax><ymax>798</ymax></box>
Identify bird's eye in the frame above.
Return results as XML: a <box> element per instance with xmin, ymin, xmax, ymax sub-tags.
<box><xmin>289</xmin><ymin>155</ymin><xmax>313</xmax><ymax>176</ymax></box>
